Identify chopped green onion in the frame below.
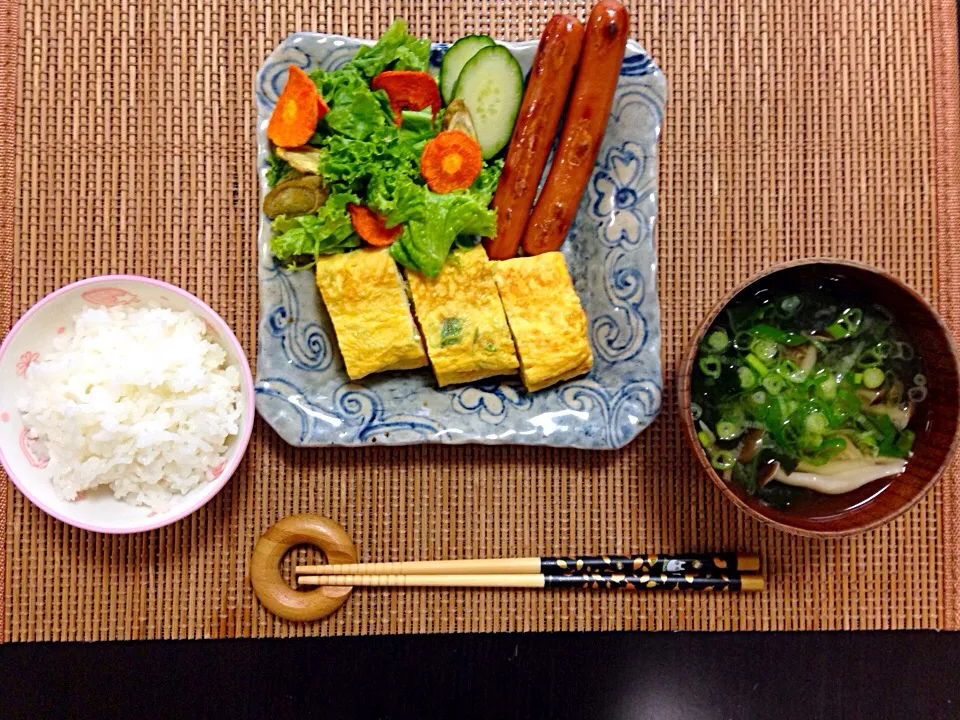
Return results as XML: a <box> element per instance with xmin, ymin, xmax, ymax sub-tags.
<box><xmin>733</xmin><ymin>331</ymin><xmax>754</xmax><ymax>352</ymax></box>
<box><xmin>836</xmin><ymin>387</ymin><xmax>862</xmax><ymax>415</ymax></box>
<box><xmin>914</xmin><ymin>373</ymin><xmax>927</xmax><ymax>387</ymax></box>
<box><xmin>749</xmin><ymin>338</ymin><xmax>779</xmax><ymax>363</ymax></box>
<box><xmin>781</xmin><ymin>418</ymin><xmax>801</xmax><ymax>443</ymax></box>
<box><xmin>840</xmin><ymin>308</ymin><xmax>864</xmax><ymax>334</ymax></box>
<box><xmin>716</xmin><ymin>419</ymin><xmax>743</xmax><ymax>441</ymax></box>
<box><xmin>745</xmin><ymin>353</ymin><xmax>770</xmax><ymax>377</ymax></box>
<box><xmin>762</xmin><ymin>374</ymin><xmax>785</xmax><ymax>395</ymax></box>
<box><xmin>698</xmin><ymin>422</ymin><xmax>716</xmax><ymax>447</ymax></box>
<box><xmin>853</xmin><ymin>372</ymin><xmax>863</xmax><ymax>386</ymax></box>
<box><xmin>855</xmin><ymin>432</ymin><xmax>880</xmax><ymax>457</ymax></box>
<box><xmin>824</xmin><ymin>308</ymin><xmax>864</xmax><ymax>339</ymax></box>
<box><xmin>699</xmin><ymin>355</ymin><xmax>722</xmax><ymax>378</ymax></box>
<box><xmin>738</xmin><ymin>366</ymin><xmax>758</xmax><ymax>390</ymax></box>
<box><xmin>711</xmin><ymin>450</ymin><xmax>737</xmax><ymax>471</ymax></box>
<box><xmin>750</xmin><ymin>323</ymin><xmax>805</xmax><ymax>347</ymax></box>
<box><xmin>856</xmin><ymin>347</ymin><xmax>883</xmax><ymax>368</ymax></box>
<box><xmin>819</xmin><ymin>375</ymin><xmax>838</xmax><ymax>400</ymax></box>
<box><xmin>750</xmin><ymin>390</ymin><xmax>767</xmax><ymax>405</ymax></box>
<box><xmin>798</xmin><ymin>433</ymin><xmax>824</xmax><ymax>452</ymax></box>
<box><xmin>805</xmin><ymin>411</ymin><xmax>829</xmax><ymax>434</ymax></box>
<box><xmin>706</xmin><ymin>328</ymin><xmax>730</xmax><ymax>352</ymax></box>
<box><xmin>802</xmin><ymin>437</ymin><xmax>848</xmax><ymax>466</ymax></box>
<box><xmin>875</xmin><ymin>340</ymin><xmax>892</xmax><ymax>358</ymax></box>
<box><xmin>908</xmin><ymin>385</ymin><xmax>928</xmax><ymax>403</ymax></box>
<box><xmin>777</xmin><ymin>359</ymin><xmax>807</xmax><ymax>384</ymax></box>
<box><xmin>898</xmin><ymin>342</ymin><xmax>915</xmax><ymax>361</ymax></box>
<box><xmin>824</xmin><ymin>322</ymin><xmax>848</xmax><ymax>339</ymax></box>
<box><xmin>690</xmin><ymin>403</ymin><xmax>702</xmax><ymax>421</ymax></box>
<box><xmin>862</xmin><ymin>367</ymin><xmax>884</xmax><ymax>389</ymax></box>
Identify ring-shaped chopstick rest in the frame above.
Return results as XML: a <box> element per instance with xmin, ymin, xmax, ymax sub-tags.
<box><xmin>251</xmin><ymin>514</ymin><xmax>358</xmax><ymax>621</ymax></box>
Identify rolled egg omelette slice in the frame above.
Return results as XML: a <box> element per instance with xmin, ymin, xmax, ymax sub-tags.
<box><xmin>315</xmin><ymin>247</ymin><xmax>428</xmax><ymax>380</ymax></box>
<box><xmin>406</xmin><ymin>244</ymin><xmax>519</xmax><ymax>387</ymax></box>
<box><xmin>492</xmin><ymin>252</ymin><xmax>593</xmax><ymax>392</ymax></box>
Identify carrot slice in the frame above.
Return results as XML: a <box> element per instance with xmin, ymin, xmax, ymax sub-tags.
<box><xmin>348</xmin><ymin>204</ymin><xmax>403</xmax><ymax>247</ymax></box>
<box><xmin>420</xmin><ymin>130</ymin><xmax>483</xmax><ymax>193</ymax></box>
<box><xmin>371</xmin><ymin>70</ymin><xmax>442</xmax><ymax>127</ymax></box>
<box><xmin>268</xmin><ymin>66</ymin><xmax>326</xmax><ymax>148</ymax></box>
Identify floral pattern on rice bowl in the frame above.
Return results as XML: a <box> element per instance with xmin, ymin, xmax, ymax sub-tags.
<box><xmin>16</xmin><ymin>351</ymin><xmax>39</xmax><ymax>378</ymax></box>
<box><xmin>81</xmin><ymin>287</ymin><xmax>140</xmax><ymax>307</ymax></box>
<box><xmin>19</xmin><ymin>428</ymin><xmax>49</xmax><ymax>469</ymax></box>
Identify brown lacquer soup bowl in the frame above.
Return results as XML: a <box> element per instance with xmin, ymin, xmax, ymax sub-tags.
<box><xmin>678</xmin><ymin>259</ymin><xmax>960</xmax><ymax>537</ymax></box>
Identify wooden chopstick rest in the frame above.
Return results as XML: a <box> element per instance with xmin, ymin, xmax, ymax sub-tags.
<box><xmin>250</xmin><ymin>514</ymin><xmax>358</xmax><ymax>622</ymax></box>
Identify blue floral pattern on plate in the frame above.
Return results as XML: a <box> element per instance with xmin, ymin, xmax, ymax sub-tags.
<box><xmin>254</xmin><ymin>33</ymin><xmax>667</xmax><ymax>449</ymax></box>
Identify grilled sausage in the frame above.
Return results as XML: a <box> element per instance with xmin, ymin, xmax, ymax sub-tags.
<box><xmin>521</xmin><ymin>0</ymin><xmax>629</xmax><ymax>255</ymax></box>
<box><xmin>484</xmin><ymin>14</ymin><xmax>584</xmax><ymax>260</ymax></box>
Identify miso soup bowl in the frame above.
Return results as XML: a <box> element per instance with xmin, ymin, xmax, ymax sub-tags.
<box><xmin>678</xmin><ymin>259</ymin><xmax>960</xmax><ymax>537</ymax></box>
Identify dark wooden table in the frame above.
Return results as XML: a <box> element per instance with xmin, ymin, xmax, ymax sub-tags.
<box><xmin>1</xmin><ymin>631</ymin><xmax>956</xmax><ymax>718</ymax></box>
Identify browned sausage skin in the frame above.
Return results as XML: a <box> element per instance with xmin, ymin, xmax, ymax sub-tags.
<box><xmin>521</xmin><ymin>0</ymin><xmax>629</xmax><ymax>256</ymax></box>
<box><xmin>484</xmin><ymin>15</ymin><xmax>584</xmax><ymax>261</ymax></box>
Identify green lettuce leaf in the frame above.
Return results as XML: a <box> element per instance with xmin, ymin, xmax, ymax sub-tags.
<box><xmin>346</xmin><ymin>19</ymin><xmax>430</xmax><ymax>78</ymax></box>
<box><xmin>312</xmin><ymin>68</ymin><xmax>393</xmax><ymax>140</ymax></box>
<box><xmin>389</xmin><ymin>186</ymin><xmax>498</xmax><ymax>277</ymax></box>
<box><xmin>398</xmin><ymin>109</ymin><xmax>436</xmax><ymax>141</ymax></box>
<box><xmin>319</xmin><ymin>127</ymin><xmax>425</xmax><ymax>190</ymax></box>
<box><xmin>269</xmin><ymin>191</ymin><xmax>362</xmax><ymax>266</ymax></box>
<box><xmin>471</xmin><ymin>158</ymin><xmax>504</xmax><ymax>202</ymax></box>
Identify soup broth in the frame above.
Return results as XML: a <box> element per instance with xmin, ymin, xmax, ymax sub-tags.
<box><xmin>691</xmin><ymin>278</ymin><xmax>926</xmax><ymax>511</ymax></box>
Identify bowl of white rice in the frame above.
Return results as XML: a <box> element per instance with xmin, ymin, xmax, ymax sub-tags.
<box><xmin>0</xmin><ymin>275</ymin><xmax>255</xmax><ymax>533</ymax></box>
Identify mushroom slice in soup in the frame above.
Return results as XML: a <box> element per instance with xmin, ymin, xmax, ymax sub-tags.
<box><xmin>773</xmin><ymin>458</ymin><xmax>907</xmax><ymax>495</ymax></box>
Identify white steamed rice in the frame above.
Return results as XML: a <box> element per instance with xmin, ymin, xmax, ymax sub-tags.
<box><xmin>18</xmin><ymin>305</ymin><xmax>243</xmax><ymax>510</ymax></box>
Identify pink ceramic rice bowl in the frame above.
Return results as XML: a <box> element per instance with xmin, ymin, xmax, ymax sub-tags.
<box><xmin>0</xmin><ymin>275</ymin><xmax>255</xmax><ymax>533</ymax></box>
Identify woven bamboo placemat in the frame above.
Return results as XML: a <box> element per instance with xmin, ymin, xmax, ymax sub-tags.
<box><xmin>3</xmin><ymin>0</ymin><xmax>960</xmax><ymax>641</ymax></box>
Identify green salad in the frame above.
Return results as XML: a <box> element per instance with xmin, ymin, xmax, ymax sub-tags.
<box><xmin>264</xmin><ymin>20</ymin><xmax>513</xmax><ymax>277</ymax></box>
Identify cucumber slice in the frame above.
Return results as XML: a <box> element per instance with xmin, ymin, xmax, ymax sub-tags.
<box><xmin>440</xmin><ymin>34</ymin><xmax>495</xmax><ymax>104</ymax></box>
<box><xmin>453</xmin><ymin>45</ymin><xmax>523</xmax><ymax>159</ymax></box>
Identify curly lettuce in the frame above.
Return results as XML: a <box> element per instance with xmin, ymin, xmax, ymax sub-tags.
<box><xmin>387</xmin><ymin>162</ymin><xmax>503</xmax><ymax>278</ymax></box>
<box><xmin>269</xmin><ymin>192</ymin><xmax>362</xmax><ymax>263</ymax></box>
<box><xmin>268</xmin><ymin>19</ymin><xmax>502</xmax><ymax>274</ymax></box>
<box><xmin>312</xmin><ymin>69</ymin><xmax>393</xmax><ymax>140</ymax></box>
<box><xmin>347</xmin><ymin>19</ymin><xmax>430</xmax><ymax>77</ymax></box>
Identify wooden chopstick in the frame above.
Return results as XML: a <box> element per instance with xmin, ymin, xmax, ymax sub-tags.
<box><xmin>297</xmin><ymin>572</ymin><xmax>764</xmax><ymax>592</ymax></box>
<box><xmin>295</xmin><ymin>553</ymin><xmax>760</xmax><ymax>577</ymax></box>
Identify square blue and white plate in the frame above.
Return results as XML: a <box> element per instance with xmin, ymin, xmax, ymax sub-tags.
<box><xmin>254</xmin><ymin>33</ymin><xmax>666</xmax><ymax>449</ymax></box>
